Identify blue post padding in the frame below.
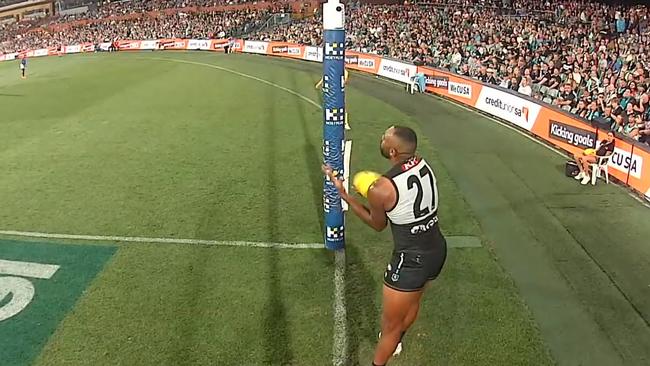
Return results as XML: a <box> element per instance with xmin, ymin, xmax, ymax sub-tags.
<box><xmin>323</xmin><ymin>29</ymin><xmax>346</xmax><ymax>250</ymax></box>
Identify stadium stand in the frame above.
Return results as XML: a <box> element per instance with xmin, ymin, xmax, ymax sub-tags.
<box><xmin>253</xmin><ymin>1</ymin><xmax>650</xmax><ymax>144</ymax></box>
<box><xmin>0</xmin><ymin>0</ymin><xmax>649</xmax><ymax>145</ymax></box>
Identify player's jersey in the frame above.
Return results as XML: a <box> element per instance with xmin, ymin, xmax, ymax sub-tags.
<box><xmin>383</xmin><ymin>156</ymin><xmax>442</xmax><ymax>252</ymax></box>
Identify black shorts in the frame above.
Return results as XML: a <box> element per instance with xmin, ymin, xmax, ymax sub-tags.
<box><xmin>383</xmin><ymin>239</ymin><xmax>447</xmax><ymax>292</ymax></box>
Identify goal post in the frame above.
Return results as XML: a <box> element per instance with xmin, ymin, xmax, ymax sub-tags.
<box><xmin>322</xmin><ymin>0</ymin><xmax>346</xmax><ymax>250</ymax></box>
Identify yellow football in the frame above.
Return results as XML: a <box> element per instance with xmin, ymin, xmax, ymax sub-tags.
<box><xmin>352</xmin><ymin>171</ymin><xmax>381</xmax><ymax>198</ymax></box>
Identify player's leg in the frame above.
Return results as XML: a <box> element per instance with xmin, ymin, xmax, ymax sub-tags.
<box><xmin>399</xmin><ymin>236</ymin><xmax>447</xmax><ymax>344</ymax></box>
<box><xmin>373</xmin><ymin>286</ymin><xmax>422</xmax><ymax>365</ymax></box>
<box><xmin>382</xmin><ymin>286</ymin><xmax>424</xmax><ymax>357</ymax></box>
<box><xmin>401</xmin><ymin>285</ymin><xmax>425</xmax><ymax>332</ymax></box>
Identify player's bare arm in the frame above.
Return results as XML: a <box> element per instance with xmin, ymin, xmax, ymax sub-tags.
<box><xmin>344</xmin><ymin>177</ymin><xmax>391</xmax><ymax>231</ymax></box>
<box><xmin>322</xmin><ymin>165</ymin><xmax>393</xmax><ymax>231</ymax></box>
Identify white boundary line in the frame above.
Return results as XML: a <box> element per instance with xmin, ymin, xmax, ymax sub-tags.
<box><xmin>0</xmin><ymin>230</ymin><xmax>323</xmax><ymax>249</ymax></box>
<box><xmin>141</xmin><ymin>55</ymin><xmax>352</xmax><ymax>362</ymax></box>
<box><xmin>367</xmin><ymin>74</ymin><xmax>650</xmax><ymax>209</ymax></box>
<box><xmin>12</xmin><ymin>54</ymin><xmax>356</xmax><ymax>361</ymax></box>
<box><xmin>333</xmin><ymin>140</ymin><xmax>352</xmax><ymax>365</ymax></box>
<box><xmin>16</xmin><ymin>55</ymin><xmax>352</xmax><ymax>363</ymax></box>
<box><xmin>332</xmin><ymin>248</ymin><xmax>348</xmax><ymax>366</ymax></box>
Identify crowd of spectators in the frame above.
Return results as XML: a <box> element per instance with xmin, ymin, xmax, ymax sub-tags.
<box><xmin>1</xmin><ymin>7</ymin><xmax>271</xmax><ymax>53</ymax></box>
<box><xmin>5</xmin><ymin>10</ymin><xmax>268</xmax><ymax>51</ymax></box>
<box><xmin>255</xmin><ymin>1</ymin><xmax>650</xmax><ymax>144</ymax></box>
<box><xmin>1</xmin><ymin>0</ymin><xmax>291</xmax><ymax>53</ymax></box>
<box><xmin>59</xmin><ymin>0</ymin><xmax>289</xmax><ymax>20</ymax></box>
<box><xmin>1</xmin><ymin>0</ymin><xmax>650</xmax><ymax>143</ymax></box>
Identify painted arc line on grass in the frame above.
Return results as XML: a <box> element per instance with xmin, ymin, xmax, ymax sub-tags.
<box><xmin>356</xmin><ymin>72</ymin><xmax>650</xmax><ymax>209</ymax></box>
<box><xmin>142</xmin><ymin>55</ymin><xmax>650</xmax><ymax>209</ymax></box>
<box><xmin>0</xmin><ymin>230</ymin><xmax>323</xmax><ymax>249</ymax></box>
<box><xmin>143</xmin><ymin>55</ymin><xmax>352</xmax><ymax>363</ymax></box>
<box><xmin>138</xmin><ymin>56</ymin><xmax>322</xmax><ymax>110</ymax></box>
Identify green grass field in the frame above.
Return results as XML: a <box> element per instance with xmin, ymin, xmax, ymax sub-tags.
<box><xmin>0</xmin><ymin>52</ymin><xmax>648</xmax><ymax>366</ymax></box>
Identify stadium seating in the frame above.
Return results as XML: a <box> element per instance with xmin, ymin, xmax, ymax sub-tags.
<box><xmin>0</xmin><ymin>0</ymin><xmax>649</xmax><ymax>146</ymax></box>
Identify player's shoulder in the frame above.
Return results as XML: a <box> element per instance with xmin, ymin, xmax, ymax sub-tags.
<box><xmin>367</xmin><ymin>175</ymin><xmax>397</xmax><ymax>208</ymax></box>
<box><xmin>383</xmin><ymin>156</ymin><xmax>427</xmax><ymax>179</ymax></box>
<box><xmin>369</xmin><ymin>176</ymin><xmax>393</xmax><ymax>192</ymax></box>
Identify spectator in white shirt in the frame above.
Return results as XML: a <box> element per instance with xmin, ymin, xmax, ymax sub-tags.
<box><xmin>518</xmin><ymin>77</ymin><xmax>532</xmax><ymax>96</ymax></box>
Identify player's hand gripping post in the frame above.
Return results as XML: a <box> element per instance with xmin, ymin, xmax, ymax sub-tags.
<box><xmin>322</xmin><ymin>164</ymin><xmax>349</xmax><ymax>200</ymax></box>
<box><xmin>322</xmin><ymin>164</ymin><xmax>388</xmax><ymax>232</ymax></box>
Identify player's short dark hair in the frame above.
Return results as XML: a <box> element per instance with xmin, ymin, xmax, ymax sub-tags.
<box><xmin>392</xmin><ymin>126</ymin><xmax>417</xmax><ymax>151</ymax></box>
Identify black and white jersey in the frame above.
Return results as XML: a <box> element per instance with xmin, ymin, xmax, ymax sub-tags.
<box><xmin>384</xmin><ymin>156</ymin><xmax>442</xmax><ymax>252</ymax></box>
